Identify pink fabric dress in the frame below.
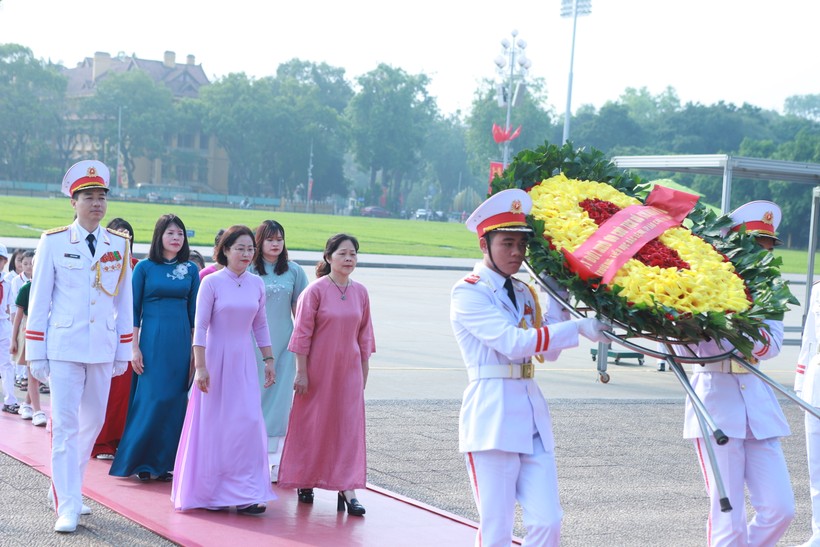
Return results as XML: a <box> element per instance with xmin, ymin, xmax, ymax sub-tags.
<box><xmin>171</xmin><ymin>268</ymin><xmax>275</xmax><ymax>510</ymax></box>
<box><xmin>278</xmin><ymin>276</ymin><xmax>376</xmax><ymax>491</ymax></box>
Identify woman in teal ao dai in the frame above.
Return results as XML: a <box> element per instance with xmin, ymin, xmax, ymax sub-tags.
<box><xmin>250</xmin><ymin>220</ymin><xmax>308</xmax><ymax>482</ymax></box>
<box><xmin>110</xmin><ymin>214</ymin><xmax>199</xmax><ymax>481</ymax></box>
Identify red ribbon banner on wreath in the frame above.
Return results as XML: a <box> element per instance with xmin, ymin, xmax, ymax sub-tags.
<box><xmin>562</xmin><ymin>186</ymin><xmax>700</xmax><ymax>285</ymax></box>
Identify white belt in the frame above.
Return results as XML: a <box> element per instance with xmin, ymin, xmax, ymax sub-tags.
<box><xmin>467</xmin><ymin>363</ymin><xmax>535</xmax><ymax>381</ymax></box>
<box><xmin>691</xmin><ymin>360</ymin><xmax>756</xmax><ymax>374</ymax></box>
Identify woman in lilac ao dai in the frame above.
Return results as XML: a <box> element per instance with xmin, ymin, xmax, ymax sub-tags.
<box><xmin>171</xmin><ymin>225</ymin><xmax>276</xmax><ymax>514</ymax></box>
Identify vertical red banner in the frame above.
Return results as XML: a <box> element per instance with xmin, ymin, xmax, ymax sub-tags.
<box><xmin>307</xmin><ymin>179</ymin><xmax>314</xmax><ymax>202</ymax></box>
<box><xmin>488</xmin><ymin>161</ymin><xmax>503</xmax><ymax>194</ymax></box>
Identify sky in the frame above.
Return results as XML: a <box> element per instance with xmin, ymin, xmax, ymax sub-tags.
<box><xmin>1</xmin><ymin>0</ymin><xmax>818</xmax><ymax>118</ymax></box>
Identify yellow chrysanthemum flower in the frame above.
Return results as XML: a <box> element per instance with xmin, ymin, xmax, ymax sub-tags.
<box><xmin>529</xmin><ymin>175</ymin><xmax>751</xmax><ymax>314</ymax></box>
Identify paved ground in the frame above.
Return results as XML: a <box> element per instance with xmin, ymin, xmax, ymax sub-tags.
<box><xmin>1</xmin><ymin>243</ymin><xmax>817</xmax><ymax>545</ymax></box>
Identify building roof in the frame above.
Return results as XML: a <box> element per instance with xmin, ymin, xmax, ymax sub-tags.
<box><xmin>62</xmin><ymin>51</ymin><xmax>210</xmax><ymax>99</ymax></box>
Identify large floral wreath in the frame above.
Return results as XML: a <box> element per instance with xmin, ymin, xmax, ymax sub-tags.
<box><xmin>491</xmin><ymin>142</ymin><xmax>798</xmax><ymax>358</ymax></box>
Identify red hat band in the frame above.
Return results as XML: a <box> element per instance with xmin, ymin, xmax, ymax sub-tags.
<box><xmin>476</xmin><ymin>211</ymin><xmax>527</xmax><ymax>237</ymax></box>
<box><xmin>731</xmin><ymin>220</ymin><xmax>775</xmax><ymax>237</ymax></box>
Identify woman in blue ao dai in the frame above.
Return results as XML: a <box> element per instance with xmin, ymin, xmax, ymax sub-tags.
<box><xmin>249</xmin><ymin>220</ymin><xmax>308</xmax><ymax>483</ymax></box>
<box><xmin>110</xmin><ymin>214</ymin><xmax>199</xmax><ymax>482</ymax></box>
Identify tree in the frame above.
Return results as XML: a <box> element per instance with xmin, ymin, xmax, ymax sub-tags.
<box><xmin>200</xmin><ymin>61</ymin><xmax>352</xmax><ymax>198</ymax></box>
<box><xmin>347</xmin><ymin>64</ymin><xmax>436</xmax><ymax>208</ymax></box>
<box><xmin>83</xmin><ymin>70</ymin><xmax>174</xmax><ymax>186</ymax></box>
<box><xmin>785</xmin><ymin>94</ymin><xmax>820</xmax><ymax>122</ymax></box>
<box><xmin>464</xmin><ymin>77</ymin><xmax>556</xmax><ymax>182</ymax></box>
<box><xmin>271</xmin><ymin>59</ymin><xmax>353</xmax><ymax>199</ymax></box>
<box><xmin>422</xmin><ymin>112</ymin><xmax>475</xmax><ymax>212</ymax></box>
<box><xmin>0</xmin><ymin>44</ymin><xmax>66</xmax><ymax>181</ymax></box>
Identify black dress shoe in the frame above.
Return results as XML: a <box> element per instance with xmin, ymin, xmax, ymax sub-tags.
<box><xmin>297</xmin><ymin>488</ymin><xmax>314</xmax><ymax>504</ymax></box>
<box><xmin>237</xmin><ymin>503</ymin><xmax>266</xmax><ymax>515</ymax></box>
<box><xmin>137</xmin><ymin>472</ymin><xmax>150</xmax><ymax>482</ymax></box>
<box><xmin>156</xmin><ymin>472</ymin><xmax>173</xmax><ymax>482</ymax></box>
<box><xmin>337</xmin><ymin>492</ymin><xmax>365</xmax><ymax>516</ymax></box>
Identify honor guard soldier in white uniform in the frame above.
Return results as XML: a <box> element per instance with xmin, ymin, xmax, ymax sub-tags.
<box><xmin>682</xmin><ymin>200</ymin><xmax>794</xmax><ymax>546</ymax></box>
<box><xmin>451</xmin><ymin>189</ymin><xmax>611</xmax><ymax>547</ymax></box>
<box><xmin>26</xmin><ymin>160</ymin><xmax>133</xmax><ymax>533</ymax></box>
<box><xmin>796</xmin><ymin>278</ymin><xmax>820</xmax><ymax>546</ymax></box>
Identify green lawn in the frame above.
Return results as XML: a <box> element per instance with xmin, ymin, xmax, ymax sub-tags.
<box><xmin>1</xmin><ymin>195</ymin><xmax>479</xmax><ymax>258</ymax></box>
<box><xmin>3</xmin><ymin>195</ymin><xmax>817</xmax><ymax>274</ymax></box>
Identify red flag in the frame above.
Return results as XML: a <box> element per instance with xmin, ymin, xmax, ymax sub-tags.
<box><xmin>492</xmin><ymin>123</ymin><xmax>523</xmax><ymax>143</ymax></box>
<box><xmin>488</xmin><ymin>161</ymin><xmax>504</xmax><ymax>193</ymax></box>
<box><xmin>307</xmin><ymin>179</ymin><xmax>314</xmax><ymax>203</ymax></box>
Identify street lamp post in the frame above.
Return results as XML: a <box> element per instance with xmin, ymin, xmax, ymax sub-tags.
<box><xmin>560</xmin><ymin>0</ymin><xmax>592</xmax><ymax>144</ymax></box>
<box><xmin>494</xmin><ymin>30</ymin><xmax>531</xmax><ymax>168</ymax></box>
<box><xmin>116</xmin><ymin>105</ymin><xmax>122</xmax><ymax>190</ymax></box>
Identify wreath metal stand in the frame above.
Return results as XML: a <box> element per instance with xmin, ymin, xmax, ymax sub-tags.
<box><xmin>525</xmin><ymin>260</ymin><xmax>820</xmax><ymax>513</ymax></box>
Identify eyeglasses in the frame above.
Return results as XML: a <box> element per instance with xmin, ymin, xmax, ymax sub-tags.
<box><xmin>231</xmin><ymin>246</ymin><xmax>256</xmax><ymax>255</ymax></box>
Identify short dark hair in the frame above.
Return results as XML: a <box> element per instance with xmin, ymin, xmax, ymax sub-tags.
<box><xmin>189</xmin><ymin>250</ymin><xmax>205</xmax><ymax>270</ymax></box>
<box><xmin>253</xmin><ymin>220</ymin><xmax>290</xmax><ymax>276</ymax></box>
<box><xmin>148</xmin><ymin>214</ymin><xmax>191</xmax><ymax>263</ymax></box>
<box><xmin>316</xmin><ymin>233</ymin><xmax>359</xmax><ymax>278</ymax></box>
<box><xmin>215</xmin><ymin>225</ymin><xmax>255</xmax><ymax>266</ymax></box>
<box><xmin>212</xmin><ymin>228</ymin><xmax>226</xmax><ymax>261</ymax></box>
<box><xmin>8</xmin><ymin>248</ymin><xmax>24</xmax><ymax>273</ymax></box>
<box><xmin>106</xmin><ymin>217</ymin><xmax>134</xmax><ymax>253</ymax></box>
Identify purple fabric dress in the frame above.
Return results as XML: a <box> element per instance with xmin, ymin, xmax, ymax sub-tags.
<box><xmin>171</xmin><ymin>268</ymin><xmax>275</xmax><ymax>510</ymax></box>
<box><xmin>278</xmin><ymin>276</ymin><xmax>376</xmax><ymax>491</ymax></box>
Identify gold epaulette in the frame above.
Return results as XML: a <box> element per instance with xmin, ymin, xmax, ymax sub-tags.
<box><xmin>106</xmin><ymin>227</ymin><xmax>131</xmax><ymax>240</ymax></box>
<box><xmin>44</xmin><ymin>226</ymin><xmax>69</xmax><ymax>235</ymax></box>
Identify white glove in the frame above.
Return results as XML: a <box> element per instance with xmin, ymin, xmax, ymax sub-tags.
<box><xmin>113</xmin><ymin>360</ymin><xmax>129</xmax><ymax>377</ymax></box>
<box><xmin>576</xmin><ymin>318</ymin><xmax>611</xmax><ymax>343</ymax></box>
<box><xmin>30</xmin><ymin>360</ymin><xmax>50</xmax><ymax>383</ymax></box>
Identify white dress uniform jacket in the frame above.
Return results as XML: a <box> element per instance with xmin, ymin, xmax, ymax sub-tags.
<box><xmin>26</xmin><ymin>221</ymin><xmax>133</xmax><ymax>364</ymax></box>
<box><xmin>796</xmin><ymin>283</ymin><xmax>820</xmax><ymax>403</ymax></box>
<box><xmin>451</xmin><ymin>263</ymin><xmax>579</xmax><ymax>454</ymax></box>
<box><xmin>795</xmin><ymin>283</ymin><xmax>820</xmax><ymax>546</ymax></box>
<box><xmin>682</xmin><ymin>319</ymin><xmax>789</xmax><ymax>440</ymax></box>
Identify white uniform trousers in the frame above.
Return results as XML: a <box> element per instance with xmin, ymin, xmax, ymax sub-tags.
<box><xmin>49</xmin><ymin>360</ymin><xmax>112</xmax><ymax>518</ymax></box>
<box><xmin>693</xmin><ymin>435</ymin><xmax>794</xmax><ymax>547</ymax></box>
<box><xmin>804</xmin><ymin>412</ymin><xmax>820</xmax><ymax>547</ymax></box>
<box><xmin>0</xmin><ymin>320</ymin><xmax>17</xmax><ymax>406</ymax></box>
<box><xmin>465</xmin><ymin>435</ymin><xmax>562</xmax><ymax>547</ymax></box>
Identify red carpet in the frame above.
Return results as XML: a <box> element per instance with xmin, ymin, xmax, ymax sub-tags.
<box><xmin>0</xmin><ymin>409</ymin><xmax>479</xmax><ymax>546</ymax></box>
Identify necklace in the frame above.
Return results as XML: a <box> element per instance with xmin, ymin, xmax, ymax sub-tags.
<box><xmin>328</xmin><ymin>275</ymin><xmax>350</xmax><ymax>300</ymax></box>
<box><xmin>228</xmin><ymin>269</ymin><xmax>244</xmax><ymax>287</ymax></box>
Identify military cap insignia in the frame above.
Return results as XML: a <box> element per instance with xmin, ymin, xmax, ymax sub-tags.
<box><xmin>762</xmin><ymin>211</ymin><xmax>774</xmax><ymax>224</ymax></box>
<box><xmin>510</xmin><ymin>199</ymin><xmax>522</xmax><ymax>214</ymax></box>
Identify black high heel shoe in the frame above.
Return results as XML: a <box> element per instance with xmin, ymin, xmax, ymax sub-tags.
<box><xmin>237</xmin><ymin>503</ymin><xmax>266</xmax><ymax>515</ymax></box>
<box><xmin>137</xmin><ymin>472</ymin><xmax>150</xmax><ymax>482</ymax></box>
<box><xmin>337</xmin><ymin>491</ymin><xmax>366</xmax><ymax>516</ymax></box>
<box><xmin>297</xmin><ymin>488</ymin><xmax>314</xmax><ymax>504</ymax></box>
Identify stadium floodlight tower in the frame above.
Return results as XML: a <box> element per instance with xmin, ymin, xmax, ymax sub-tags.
<box><xmin>561</xmin><ymin>0</ymin><xmax>592</xmax><ymax>144</ymax></box>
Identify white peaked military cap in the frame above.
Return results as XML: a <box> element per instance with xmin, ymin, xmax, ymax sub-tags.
<box><xmin>61</xmin><ymin>160</ymin><xmax>110</xmax><ymax>197</ymax></box>
<box><xmin>466</xmin><ymin>189</ymin><xmax>533</xmax><ymax>238</ymax></box>
<box><xmin>729</xmin><ymin>200</ymin><xmax>782</xmax><ymax>246</ymax></box>
<box><xmin>0</xmin><ymin>243</ymin><xmax>8</xmax><ymax>259</ymax></box>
